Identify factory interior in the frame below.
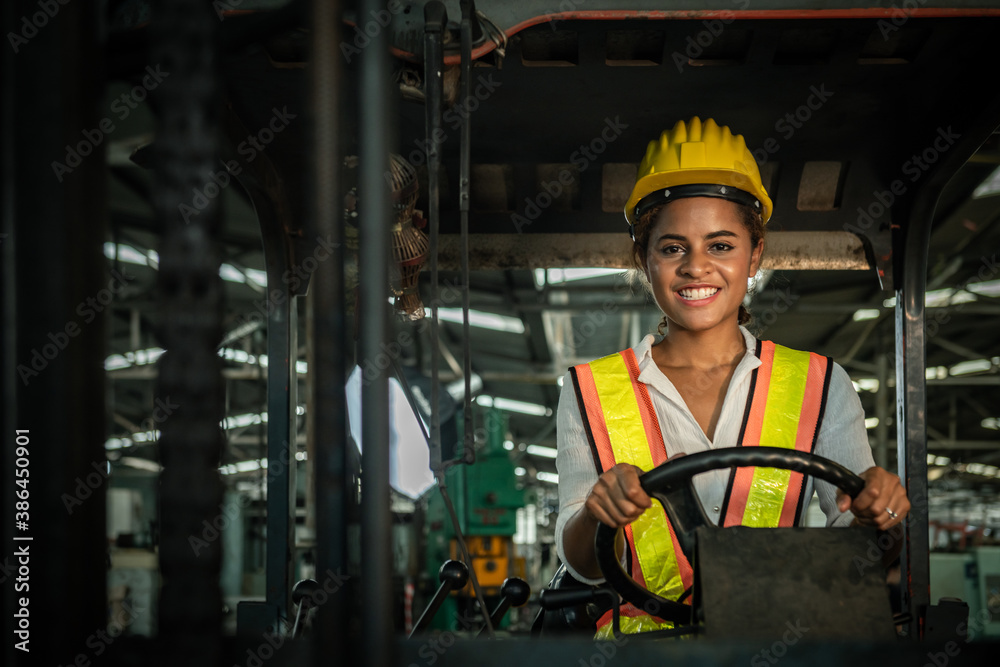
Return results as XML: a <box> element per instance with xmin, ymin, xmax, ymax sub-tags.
<box><xmin>5</xmin><ymin>1</ymin><xmax>1000</xmax><ymax>665</ymax></box>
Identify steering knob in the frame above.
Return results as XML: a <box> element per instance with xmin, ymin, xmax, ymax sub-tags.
<box><xmin>439</xmin><ymin>560</ymin><xmax>469</xmax><ymax>588</ymax></box>
<box><xmin>501</xmin><ymin>578</ymin><xmax>530</xmax><ymax>607</ymax></box>
<box><xmin>292</xmin><ymin>579</ymin><xmax>322</xmax><ymax>609</ymax></box>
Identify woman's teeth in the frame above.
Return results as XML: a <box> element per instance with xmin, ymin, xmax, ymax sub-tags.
<box><xmin>678</xmin><ymin>287</ymin><xmax>720</xmax><ymax>301</ymax></box>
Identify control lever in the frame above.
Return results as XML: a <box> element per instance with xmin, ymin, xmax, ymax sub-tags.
<box><xmin>539</xmin><ymin>587</ymin><xmax>615</xmax><ymax>611</ymax></box>
<box><xmin>409</xmin><ymin>560</ymin><xmax>469</xmax><ymax>637</ymax></box>
<box><xmin>533</xmin><ymin>586</ymin><xmax>620</xmax><ymax>639</ymax></box>
<box><xmin>477</xmin><ymin>577</ymin><xmax>530</xmax><ymax>636</ymax></box>
<box><xmin>290</xmin><ymin>579</ymin><xmax>321</xmax><ymax>638</ymax></box>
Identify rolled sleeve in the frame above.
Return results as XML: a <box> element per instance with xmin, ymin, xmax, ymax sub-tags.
<box><xmin>554</xmin><ymin>372</ymin><xmax>605</xmax><ymax>584</ymax></box>
<box><xmin>813</xmin><ymin>362</ymin><xmax>875</xmax><ymax>527</ymax></box>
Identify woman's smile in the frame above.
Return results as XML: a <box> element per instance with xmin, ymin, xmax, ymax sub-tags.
<box><xmin>643</xmin><ymin>197</ymin><xmax>762</xmax><ymax>334</ymax></box>
<box><xmin>675</xmin><ymin>284</ymin><xmax>721</xmax><ymax>303</ymax></box>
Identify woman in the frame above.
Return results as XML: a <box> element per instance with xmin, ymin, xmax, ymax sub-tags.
<box><xmin>555</xmin><ymin>117</ymin><xmax>910</xmax><ymax>637</ymax></box>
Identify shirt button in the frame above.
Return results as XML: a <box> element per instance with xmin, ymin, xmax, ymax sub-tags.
<box><xmin>713</xmin><ymin>506</ymin><xmax>720</xmax><ymax>513</ymax></box>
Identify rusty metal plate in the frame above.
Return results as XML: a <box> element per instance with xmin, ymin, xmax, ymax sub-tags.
<box><xmin>437</xmin><ymin>231</ymin><xmax>871</xmax><ymax>271</ymax></box>
<box><xmin>694</xmin><ymin>526</ymin><xmax>897</xmax><ymax>641</ymax></box>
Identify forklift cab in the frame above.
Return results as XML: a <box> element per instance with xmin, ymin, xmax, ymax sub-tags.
<box><xmin>533</xmin><ymin>447</ymin><xmax>900</xmax><ymax>642</ymax></box>
<box><xmin>227</xmin><ymin>0</ymin><xmax>1000</xmax><ymax>659</ymax></box>
<box><xmin>18</xmin><ymin>2</ymin><xmax>1000</xmax><ymax>666</ymax></box>
<box><xmin>374</xmin><ymin>3</ymin><xmax>1000</xmax><ymax>653</ymax></box>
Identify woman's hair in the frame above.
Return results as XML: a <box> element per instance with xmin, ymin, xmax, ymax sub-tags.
<box><xmin>629</xmin><ymin>199</ymin><xmax>766</xmax><ymax>332</ymax></box>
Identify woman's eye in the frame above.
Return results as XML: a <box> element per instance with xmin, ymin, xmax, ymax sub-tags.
<box><xmin>711</xmin><ymin>243</ymin><xmax>734</xmax><ymax>252</ymax></box>
<box><xmin>661</xmin><ymin>245</ymin><xmax>684</xmax><ymax>254</ymax></box>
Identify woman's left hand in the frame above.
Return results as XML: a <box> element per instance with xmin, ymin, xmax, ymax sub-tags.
<box><xmin>836</xmin><ymin>466</ymin><xmax>910</xmax><ymax>530</ymax></box>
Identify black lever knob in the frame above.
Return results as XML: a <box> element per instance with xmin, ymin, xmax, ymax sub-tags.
<box><xmin>292</xmin><ymin>579</ymin><xmax>322</xmax><ymax>610</ymax></box>
<box><xmin>500</xmin><ymin>578</ymin><xmax>530</xmax><ymax>607</ymax></box>
<box><xmin>409</xmin><ymin>560</ymin><xmax>470</xmax><ymax>637</ymax></box>
<box><xmin>439</xmin><ymin>559</ymin><xmax>469</xmax><ymax>588</ymax></box>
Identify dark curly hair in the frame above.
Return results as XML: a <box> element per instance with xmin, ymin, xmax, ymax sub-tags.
<box><xmin>629</xmin><ymin>199</ymin><xmax>766</xmax><ymax>332</ymax></box>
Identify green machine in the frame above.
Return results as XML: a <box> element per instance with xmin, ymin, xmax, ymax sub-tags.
<box><xmin>422</xmin><ymin>408</ymin><xmax>525</xmax><ymax>631</ymax></box>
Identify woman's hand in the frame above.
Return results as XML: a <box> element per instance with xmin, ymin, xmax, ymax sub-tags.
<box><xmin>563</xmin><ymin>454</ymin><xmax>684</xmax><ymax>578</ymax></box>
<box><xmin>583</xmin><ymin>463</ymin><xmax>652</xmax><ymax>528</ymax></box>
<box><xmin>836</xmin><ymin>466</ymin><xmax>910</xmax><ymax>531</ymax></box>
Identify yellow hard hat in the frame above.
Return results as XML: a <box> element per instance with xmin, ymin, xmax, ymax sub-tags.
<box><xmin>624</xmin><ymin>117</ymin><xmax>772</xmax><ymax>238</ymax></box>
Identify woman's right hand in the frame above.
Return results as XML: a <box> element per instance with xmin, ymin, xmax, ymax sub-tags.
<box><xmin>583</xmin><ymin>463</ymin><xmax>653</xmax><ymax>528</ymax></box>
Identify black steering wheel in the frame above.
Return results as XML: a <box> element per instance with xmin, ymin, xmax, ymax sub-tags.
<box><xmin>594</xmin><ymin>446</ymin><xmax>866</xmax><ymax>625</ymax></box>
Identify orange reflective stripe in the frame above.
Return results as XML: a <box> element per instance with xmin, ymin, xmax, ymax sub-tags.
<box><xmin>723</xmin><ymin>342</ymin><xmax>831</xmax><ymax>528</ymax></box>
<box><xmin>620</xmin><ymin>350</ymin><xmax>667</xmax><ymax>467</ymax></box>
<box><xmin>574</xmin><ymin>339</ymin><xmax>832</xmax><ymax>638</ymax></box>
<box><xmin>778</xmin><ymin>353</ymin><xmax>830</xmax><ymax>526</ymax></box>
<box><xmin>723</xmin><ymin>341</ymin><xmax>775</xmax><ymax>527</ymax></box>
<box><xmin>621</xmin><ymin>349</ymin><xmax>693</xmax><ymax>594</ymax></box>
<box><xmin>622</xmin><ymin>524</ymin><xmax>645</xmax><ymax>588</ymax></box>
<box><xmin>621</xmin><ymin>349</ymin><xmax>694</xmax><ymax>592</ymax></box>
<box><xmin>571</xmin><ymin>362</ymin><xmax>617</xmax><ymax>472</ymax></box>
<box><xmin>666</xmin><ymin>518</ymin><xmax>694</xmax><ymax>592</ymax></box>
<box><xmin>576</xmin><ymin>351</ymin><xmax>693</xmax><ymax>635</ymax></box>
<box><xmin>573</xmin><ymin>359</ymin><xmax>648</xmax><ymax>586</ymax></box>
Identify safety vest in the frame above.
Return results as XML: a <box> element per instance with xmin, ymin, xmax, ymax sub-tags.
<box><xmin>569</xmin><ymin>340</ymin><xmax>832</xmax><ymax>637</ymax></box>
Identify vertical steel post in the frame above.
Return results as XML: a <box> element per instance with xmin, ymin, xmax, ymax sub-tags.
<box><xmin>309</xmin><ymin>0</ymin><xmax>350</xmax><ymax>662</ymax></box>
<box><xmin>151</xmin><ymin>0</ymin><xmax>225</xmax><ymax>663</ymax></box>
<box><xmin>424</xmin><ymin>1</ymin><xmax>446</xmax><ymax>471</ymax></box>
<box><xmin>359</xmin><ymin>0</ymin><xmax>393</xmax><ymax>662</ymax></box>
<box><xmin>4</xmin><ymin>2</ymin><xmax>105</xmax><ymax>665</ymax></box>
<box><xmin>459</xmin><ymin>0</ymin><xmax>474</xmax><ymax>465</ymax></box>
<box><xmin>875</xmin><ymin>335</ymin><xmax>889</xmax><ymax>470</ymax></box>
<box><xmin>895</xmin><ymin>201</ymin><xmax>931</xmax><ymax>639</ymax></box>
<box><xmin>264</xmin><ymin>272</ymin><xmax>297</xmax><ymax>620</ymax></box>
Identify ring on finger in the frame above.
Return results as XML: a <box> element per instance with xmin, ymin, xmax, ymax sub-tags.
<box><xmin>886</xmin><ymin>508</ymin><xmax>898</xmax><ymax>520</ymax></box>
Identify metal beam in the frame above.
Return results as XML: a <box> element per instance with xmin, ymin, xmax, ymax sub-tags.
<box><xmin>436</xmin><ymin>231</ymin><xmax>871</xmax><ymax>270</ymax></box>
<box><xmin>927</xmin><ymin>441</ymin><xmax>1000</xmax><ymax>450</ymax></box>
<box><xmin>929</xmin><ymin>336</ymin><xmax>993</xmax><ymax>362</ymax></box>
<box><xmin>926</xmin><ymin>376</ymin><xmax>1000</xmax><ymax>386</ymax></box>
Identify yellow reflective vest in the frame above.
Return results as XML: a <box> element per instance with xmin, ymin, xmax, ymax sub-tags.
<box><xmin>570</xmin><ymin>340</ymin><xmax>832</xmax><ymax>637</ymax></box>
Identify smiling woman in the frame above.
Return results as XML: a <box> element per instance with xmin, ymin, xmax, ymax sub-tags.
<box><xmin>554</xmin><ymin>117</ymin><xmax>912</xmax><ymax>638</ymax></box>
<box><xmin>633</xmin><ymin>197</ymin><xmax>763</xmax><ymax>336</ymax></box>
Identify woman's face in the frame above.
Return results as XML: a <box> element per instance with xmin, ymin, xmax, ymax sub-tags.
<box><xmin>642</xmin><ymin>197</ymin><xmax>763</xmax><ymax>335</ymax></box>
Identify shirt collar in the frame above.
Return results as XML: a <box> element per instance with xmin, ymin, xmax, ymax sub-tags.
<box><xmin>634</xmin><ymin>326</ymin><xmax>763</xmax><ymax>398</ymax></box>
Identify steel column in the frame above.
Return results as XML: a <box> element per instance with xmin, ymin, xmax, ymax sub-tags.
<box><xmin>264</xmin><ymin>268</ymin><xmax>297</xmax><ymax>620</ymax></box>
<box><xmin>308</xmin><ymin>0</ymin><xmax>350</xmax><ymax>663</ymax></box>
<box><xmin>4</xmin><ymin>1</ymin><xmax>106</xmax><ymax>665</ymax></box>
<box><xmin>875</xmin><ymin>335</ymin><xmax>889</xmax><ymax>470</ymax></box>
<box><xmin>424</xmin><ymin>1</ymin><xmax>446</xmax><ymax>472</ymax></box>
<box><xmin>151</xmin><ymin>0</ymin><xmax>225</xmax><ymax>664</ymax></box>
<box><xmin>458</xmin><ymin>0</ymin><xmax>474</xmax><ymax>465</ymax></box>
<box><xmin>895</xmin><ymin>220</ymin><xmax>929</xmax><ymax>638</ymax></box>
<box><xmin>359</xmin><ymin>0</ymin><xmax>394</xmax><ymax>663</ymax></box>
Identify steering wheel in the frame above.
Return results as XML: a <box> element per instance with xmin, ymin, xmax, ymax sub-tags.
<box><xmin>594</xmin><ymin>446</ymin><xmax>866</xmax><ymax>625</ymax></box>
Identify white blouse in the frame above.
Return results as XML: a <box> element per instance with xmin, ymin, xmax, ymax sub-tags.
<box><xmin>554</xmin><ymin>326</ymin><xmax>875</xmax><ymax>584</ymax></box>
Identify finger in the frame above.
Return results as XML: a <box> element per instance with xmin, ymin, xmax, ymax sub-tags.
<box><xmin>587</xmin><ymin>481</ymin><xmax>645</xmax><ymax>522</ymax></box>
<box><xmin>615</xmin><ymin>468</ymin><xmax>651</xmax><ymax>509</ymax></box>
<box><xmin>588</xmin><ymin>497</ymin><xmax>642</xmax><ymax>528</ymax></box>
<box><xmin>895</xmin><ymin>494</ymin><xmax>912</xmax><ymax>518</ymax></box>
<box><xmin>850</xmin><ymin>484</ymin><xmax>881</xmax><ymax>515</ymax></box>
<box><xmin>870</xmin><ymin>493</ymin><xmax>908</xmax><ymax>530</ymax></box>
<box><xmin>585</xmin><ymin>503</ymin><xmax>620</xmax><ymax>529</ymax></box>
<box><xmin>881</xmin><ymin>490</ymin><xmax>911</xmax><ymax>528</ymax></box>
<box><xmin>835</xmin><ymin>489</ymin><xmax>851</xmax><ymax>513</ymax></box>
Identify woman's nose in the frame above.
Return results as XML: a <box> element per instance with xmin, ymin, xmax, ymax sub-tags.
<box><xmin>680</xmin><ymin>250</ymin><xmax>711</xmax><ymax>276</ymax></box>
